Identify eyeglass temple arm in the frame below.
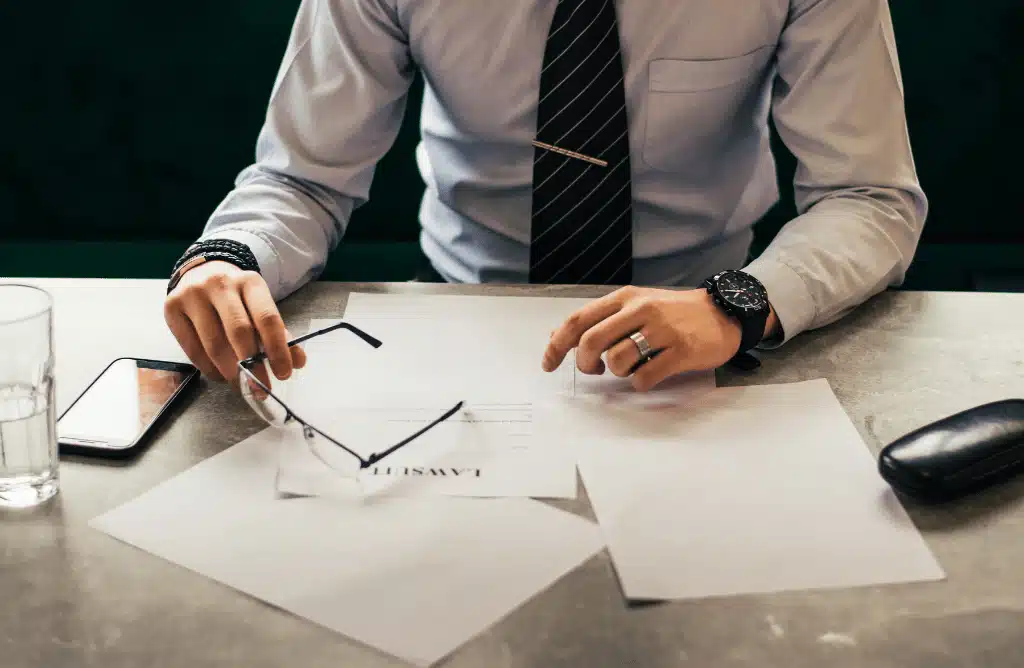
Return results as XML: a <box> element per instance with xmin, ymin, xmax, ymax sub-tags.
<box><xmin>245</xmin><ymin>321</ymin><xmax>382</xmax><ymax>365</ymax></box>
<box><xmin>362</xmin><ymin>401</ymin><xmax>465</xmax><ymax>469</ymax></box>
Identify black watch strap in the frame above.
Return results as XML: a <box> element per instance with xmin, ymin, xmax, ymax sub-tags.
<box><xmin>727</xmin><ymin>310</ymin><xmax>768</xmax><ymax>372</ymax></box>
<box><xmin>167</xmin><ymin>239</ymin><xmax>260</xmax><ymax>294</ymax></box>
<box><xmin>737</xmin><ymin>308</ymin><xmax>769</xmax><ymax>355</ymax></box>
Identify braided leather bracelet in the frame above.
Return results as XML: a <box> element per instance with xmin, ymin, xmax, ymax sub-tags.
<box><xmin>167</xmin><ymin>239</ymin><xmax>261</xmax><ymax>294</ymax></box>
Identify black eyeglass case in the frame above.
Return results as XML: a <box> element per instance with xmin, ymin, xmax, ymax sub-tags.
<box><xmin>878</xmin><ymin>399</ymin><xmax>1024</xmax><ymax>503</ymax></box>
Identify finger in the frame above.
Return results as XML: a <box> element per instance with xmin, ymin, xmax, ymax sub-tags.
<box><xmin>240</xmin><ymin>277</ymin><xmax>293</xmax><ymax>380</ymax></box>
<box><xmin>187</xmin><ymin>300</ymin><xmax>242</xmax><ymax>386</ymax></box>
<box><xmin>165</xmin><ymin>304</ymin><xmax>223</xmax><ymax>381</ymax></box>
<box><xmin>606</xmin><ymin>327</ymin><xmax>673</xmax><ymax>377</ymax></box>
<box><xmin>290</xmin><ymin>341</ymin><xmax>307</xmax><ymax>369</ymax></box>
<box><xmin>208</xmin><ymin>288</ymin><xmax>274</xmax><ymax>391</ymax></box>
<box><xmin>574</xmin><ymin>305</ymin><xmax>653</xmax><ymax>375</ymax></box>
<box><xmin>211</xmin><ymin>287</ymin><xmax>261</xmax><ymax>372</ymax></box>
<box><xmin>542</xmin><ymin>289</ymin><xmax>631</xmax><ymax>371</ymax></box>
<box><xmin>570</xmin><ymin>354</ymin><xmax>605</xmax><ymax>376</ymax></box>
<box><xmin>281</xmin><ymin>328</ymin><xmax>307</xmax><ymax>370</ymax></box>
<box><xmin>631</xmin><ymin>348</ymin><xmax>685</xmax><ymax>392</ymax></box>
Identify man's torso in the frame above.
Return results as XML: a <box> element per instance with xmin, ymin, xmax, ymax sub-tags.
<box><xmin>397</xmin><ymin>1</ymin><xmax>788</xmax><ymax>284</ymax></box>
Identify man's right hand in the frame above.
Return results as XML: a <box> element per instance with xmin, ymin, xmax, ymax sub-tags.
<box><xmin>164</xmin><ymin>261</ymin><xmax>306</xmax><ymax>389</ymax></box>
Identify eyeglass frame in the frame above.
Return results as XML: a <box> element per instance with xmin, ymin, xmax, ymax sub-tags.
<box><xmin>237</xmin><ymin>320</ymin><xmax>464</xmax><ymax>471</ymax></box>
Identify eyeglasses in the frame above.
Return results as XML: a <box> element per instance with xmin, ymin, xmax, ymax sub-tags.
<box><xmin>237</xmin><ymin>321</ymin><xmax>464</xmax><ymax>481</ymax></box>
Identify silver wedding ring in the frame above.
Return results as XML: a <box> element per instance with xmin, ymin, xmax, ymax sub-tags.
<box><xmin>629</xmin><ymin>331</ymin><xmax>652</xmax><ymax>360</ymax></box>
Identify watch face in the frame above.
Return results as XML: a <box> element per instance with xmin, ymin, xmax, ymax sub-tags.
<box><xmin>716</xmin><ymin>271</ymin><xmax>767</xmax><ymax>311</ymax></box>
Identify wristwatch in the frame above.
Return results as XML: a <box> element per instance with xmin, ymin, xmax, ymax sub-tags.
<box><xmin>702</xmin><ymin>269</ymin><xmax>771</xmax><ymax>360</ymax></box>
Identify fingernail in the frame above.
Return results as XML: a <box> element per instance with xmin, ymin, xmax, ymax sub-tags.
<box><xmin>541</xmin><ymin>357</ymin><xmax>553</xmax><ymax>372</ymax></box>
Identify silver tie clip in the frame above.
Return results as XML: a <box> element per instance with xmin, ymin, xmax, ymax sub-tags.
<box><xmin>531</xmin><ymin>140</ymin><xmax>608</xmax><ymax>167</ymax></box>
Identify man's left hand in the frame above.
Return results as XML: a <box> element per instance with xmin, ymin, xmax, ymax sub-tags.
<box><xmin>542</xmin><ymin>286</ymin><xmax>775</xmax><ymax>391</ymax></box>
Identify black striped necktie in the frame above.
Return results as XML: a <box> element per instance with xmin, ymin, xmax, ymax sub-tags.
<box><xmin>529</xmin><ymin>0</ymin><xmax>633</xmax><ymax>285</ymax></box>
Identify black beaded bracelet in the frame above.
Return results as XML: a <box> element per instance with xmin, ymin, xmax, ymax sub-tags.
<box><xmin>167</xmin><ymin>239</ymin><xmax>261</xmax><ymax>294</ymax></box>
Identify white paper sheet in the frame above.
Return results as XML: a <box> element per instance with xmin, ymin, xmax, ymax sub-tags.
<box><xmin>319</xmin><ymin>295</ymin><xmax>593</xmax><ymax>403</ymax></box>
<box><xmin>335</xmin><ymin>293</ymin><xmax>716</xmax><ymax>405</ymax></box>
<box><xmin>272</xmin><ymin>294</ymin><xmax>712</xmax><ymax>499</ymax></box>
<box><xmin>346</xmin><ymin>292</ymin><xmax>592</xmax><ymax>324</ymax></box>
<box><xmin>553</xmin><ymin>378</ymin><xmax>945</xmax><ymax>600</ymax></box>
<box><xmin>271</xmin><ymin>294</ymin><xmax>717</xmax><ymax>499</ymax></box>
<box><xmin>568</xmin><ymin>364</ymin><xmax>716</xmax><ymax>406</ymax></box>
<box><xmin>275</xmin><ymin>402</ymin><xmax>577</xmax><ymax>499</ymax></box>
<box><xmin>279</xmin><ymin>304</ymin><xmax>580</xmax><ymax>498</ymax></box>
<box><xmin>90</xmin><ymin>429</ymin><xmax>604</xmax><ymax>667</ymax></box>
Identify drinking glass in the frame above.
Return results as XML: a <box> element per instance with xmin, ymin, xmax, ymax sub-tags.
<box><xmin>0</xmin><ymin>284</ymin><xmax>58</xmax><ymax>508</ymax></box>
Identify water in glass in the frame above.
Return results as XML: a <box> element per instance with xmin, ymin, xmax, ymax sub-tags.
<box><xmin>0</xmin><ymin>380</ymin><xmax>57</xmax><ymax>507</ymax></box>
<box><xmin>0</xmin><ymin>284</ymin><xmax>59</xmax><ymax>508</ymax></box>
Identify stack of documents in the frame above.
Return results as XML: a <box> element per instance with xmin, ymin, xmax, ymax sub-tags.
<box><xmin>91</xmin><ymin>293</ymin><xmax>944</xmax><ymax>666</ymax></box>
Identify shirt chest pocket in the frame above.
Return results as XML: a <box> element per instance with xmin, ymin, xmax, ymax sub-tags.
<box><xmin>641</xmin><ymin>46</ymin><xmax>775</xmax><ymax>173</ymax></box>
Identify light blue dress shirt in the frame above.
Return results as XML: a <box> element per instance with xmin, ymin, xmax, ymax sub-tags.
<box><xmin>201</xmin><ymin>0</ymin><xmax>926</xmax><ymax>344</ymax></box>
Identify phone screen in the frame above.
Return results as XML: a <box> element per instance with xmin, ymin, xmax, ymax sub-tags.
<box><xmin>58</xmin><ymin>359</ymin><xmax>195</xmax><ymax>449</ymax></box>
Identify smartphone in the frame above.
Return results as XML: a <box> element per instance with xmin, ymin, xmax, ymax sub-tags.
<box><xmin>58</xmin><ymin>357</ymin><xmax>199</xmax><ymax>457</ymax></box>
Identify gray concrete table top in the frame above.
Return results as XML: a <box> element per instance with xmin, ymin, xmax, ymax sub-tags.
<box><xmin>2</xmin><ymin>278</ymin><xmax>1023</xmax><ymax>668</ymax></box>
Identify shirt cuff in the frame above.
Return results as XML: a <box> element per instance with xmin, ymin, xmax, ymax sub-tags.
<box><xmin>742</xmin><ymin>257</ymin><xmax>817</xmax><ymax>349</ymax></box>
<box><xmin>198</xmin><ymin>227</ymin><xmax>284</xmax><ymax>301</ymax></box>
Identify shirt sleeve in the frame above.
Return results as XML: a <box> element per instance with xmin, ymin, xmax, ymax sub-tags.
<box><xmin>198</xmin><ymin>0</ymin><xmax>415</xmax><ymax>301</ymax></box>
<box><xmin>742</xmin><ymin>0</ymin><xmax>928</xmax><ymax>346</ymax></box>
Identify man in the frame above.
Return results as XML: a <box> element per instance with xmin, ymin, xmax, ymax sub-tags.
<box><xmin>164</xmin><ymin>0</ymin><xmax>925</xmax><ymax>392</ymax></box>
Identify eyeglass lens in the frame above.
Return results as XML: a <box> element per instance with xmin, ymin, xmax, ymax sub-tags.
<box><xmin>304</xmin><ymin>425</ymin><xmax>363</xmax><ymax>480</ymax></box>
<box><xmin>239</xmin><ymin>364</ymin><xmax>289</xmax><ymax>426</ymax></box>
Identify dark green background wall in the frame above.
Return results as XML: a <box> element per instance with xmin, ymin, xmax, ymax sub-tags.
<box><xmin>1</xmin><ymin>2</ymin><xmax>1021</xmax><ymax>287</ymax></box>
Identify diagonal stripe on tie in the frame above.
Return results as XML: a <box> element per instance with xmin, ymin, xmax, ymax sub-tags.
<box><xmin>529</xmin><ymin>0</ymin><xmax>633</xmax><ymax>285</ymax></box>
